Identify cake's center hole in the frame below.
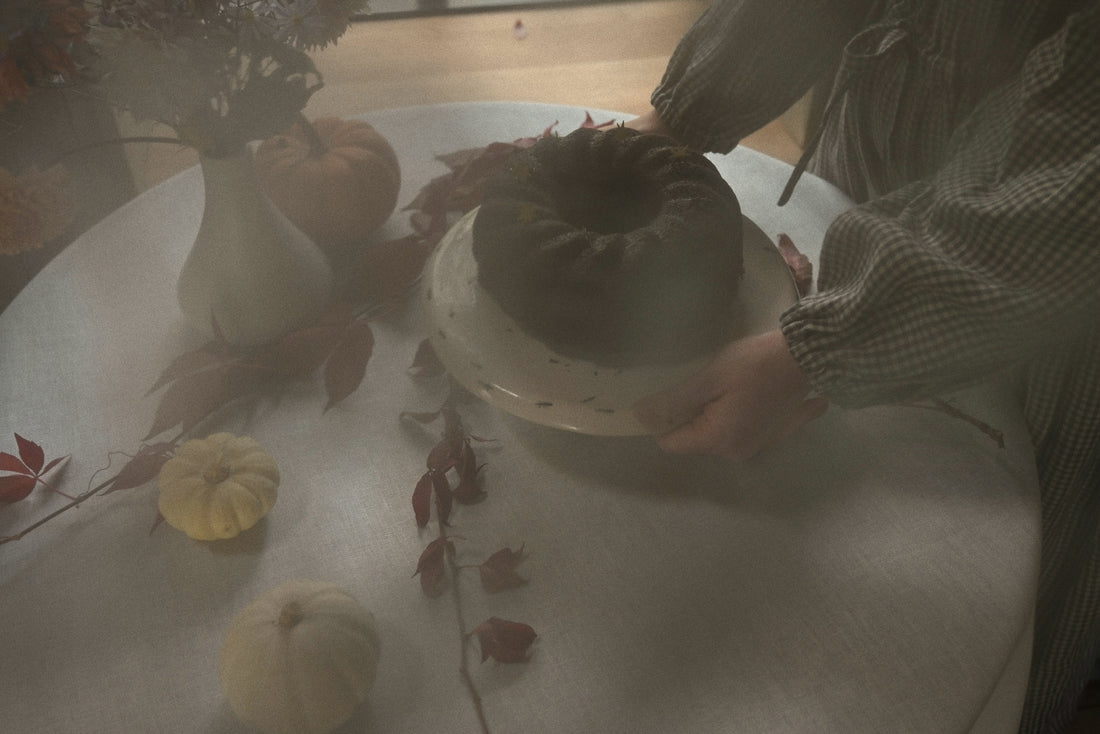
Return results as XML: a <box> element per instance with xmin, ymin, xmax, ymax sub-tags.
<box><xmin>555</xmin><ymin>174</ymin><xmax>661</xmax><ymax>234</ymax></box>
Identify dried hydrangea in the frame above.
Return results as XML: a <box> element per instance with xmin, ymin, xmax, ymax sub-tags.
<box><xmin>0</xmin><ymin>0</ymin><xmax>93</xmax><ymax>107</ymax></box>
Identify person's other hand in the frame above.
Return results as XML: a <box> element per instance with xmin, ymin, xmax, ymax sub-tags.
<box><xmin>633</xmin><ymin>330</ymin><xmax>828</xmax><ymax>460</ymax></box>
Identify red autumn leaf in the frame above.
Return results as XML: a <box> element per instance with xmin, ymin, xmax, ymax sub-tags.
<box><xmin>265</xmin><ymin>302</ymin><xmax>353</xmax><ymax>378</ymax></box>
<box><xmin>0</xmin><ymin>451</ymin><xmax>27</xmax><ymax>474</ymax></box>
<box><xmin>427</xmin><ymin>437</ymin><xmax>456</xmax><ymax>472</ymax></box>
<box><xmin>453</xmin><ymin>439</ymin><xmax>476</xmax><ymax>475</ymax></box>
<box><xmin>144</xmin><ymin>364</ymin><xmax>237</xmax><ymax>440</ymax></box>
<box><xmin>432</xmin><ymin>470</ymin><xmax>453</xmax><ymax>526</ymax></box>
<box><xmin>102</xmin><ymin>442</ymin><xmax>176</xmax><ymax>494</ymax></box>
<box><xmin>578</xmin><ymin>111</ymin><xmax>616</xmax><ymax>130</ymax></box>
<box><xmin>453</xmin><ymin>470</ymin><xmax>485</xmax><ymax>503</ymax></box>
<box><xmin>14</xmin><ymin>433</ymin><xmax>44</xmax><ymax>474</ymax></box>
<box><xmin>146</xmin><ymin>347</ymin><xmax>223</xmax><ymax>396</ymax></box>
<box><xmin>39</xmin><ymin>456</ymin><xmax>66</xmax><ymax>477</ymax></box>
<box><xmin>267</xmin><ymin>326</ymin><xmax>342</xmax><ymax>378</ymax></box>
<box><xmin>411</xmin><ymin>138</ymin><xmax>541</xmax><ymax>228</ymax></box>
<box><xmin>0</xmin><ymin>435</ymin><xmax>70</xmax><ymax>503</ymax></box>
<box><xmin>473</xmin><ymin>617</ymin><xmax>537</xmax><ymax>663</ymax></box>
<box><xmin>412</xmin><ymin>471</ymin><xmax>434</xmax><ymax>528</ymax></box>
<box><xmin>409</xmin><ymin>338</ymin><xmax>446</xmax><ymax>379</ymax></box>
<box><xmin>479</xmin><ymin>545</ymin><xmax>527</xmax><ymax>593</ymax></box>
<box><xmin>777</xmin><ymin>233</ymin><xmax>813</xmax><ymax>297</ymax></box>
<box><xmin>439</xmin><ymin>406</ymin><xmax>465</xmax><ymax>443</ymax></box>
<box><xmin>414</xmin><ymin>536</ymin><xmax>454</xmax><ymax>597</ymax></box>
<box><xmin>435</xmin><ymin>146</ymin><xmax>493</xmax><ymax>171</ymax></box>
<box><xmin>0</xmin><ymin>474</ymin><xmax>37</xmax><ymax>503</ymax></box>
<box><xmin>323</xmin><ymin>319</ymin><xmax>375</xmax><ymax>412</ymax></box>
<box><xmin>453</xmin><ymin>441</ymin><xmax>486</xmax><ymax>504</ymax></box>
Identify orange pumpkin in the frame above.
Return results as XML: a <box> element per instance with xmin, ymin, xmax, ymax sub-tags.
<box><xmin>255</xmin><ymin>117</ymin><xmax>401</xmax><ymax>246</ymax></box>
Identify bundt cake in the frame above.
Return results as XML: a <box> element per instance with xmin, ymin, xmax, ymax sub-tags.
<box><xmin>471</xmin><ymin>126</ymin><xmax>744</xmax><ymax>367</ymax></box>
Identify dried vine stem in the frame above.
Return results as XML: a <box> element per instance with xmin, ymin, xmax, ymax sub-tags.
<box><xmin>437</xmin><ymin>517</ymin><xmax>492</xmax><ymax>734</ymax></box>
<box><xmin>0</xmin><ymin>474</ymin><xmax>111</xmax><ymax>545</ymax></box>
<box><xmin>0</xmin><ymin>429</ymin><xmax>188</xmax><ymax>545</ymax></box>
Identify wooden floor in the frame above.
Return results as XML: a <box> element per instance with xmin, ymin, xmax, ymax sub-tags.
<box><xmin>118</xmin><ymin>0</ymin><xmax>807</xmax><ymax>191</ymax></box>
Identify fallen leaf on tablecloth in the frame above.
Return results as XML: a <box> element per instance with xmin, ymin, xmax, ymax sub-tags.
<box><xmin>432</xmin><ymin>470</ymin><xmax>453</xmax><ymax>526</ymax></box>
<box><xmin>452</xmin><ymin>442</ymin><xmax>486</xmax><ymax>505</ymax></box>
<box><xmin>479</xmin><ymin>545</ymin><xmax>527</xmax><ymax>593</ymax></box>
<box><xmin>412</xmin><ymin>471</ymin><xmax>434</xmax><ymax>528</ymax></box>
<box><xmin>144</xmin><ymin>364</ymin><xmax>241</xmax><ymax>440</ymax></box>
<box><xmin>263</xmin><ymin>302</ymin><xmax>353</xmax><ymax>378</ymax></box>
<box><xmin>0</xmin><ymin>434</ymin><xmax>69</xmax><ymax>503</ymax></box>
<box><xmin>323</xmin><ymin>319</ymin><xmax>375</xmax><ymax>412</ymax></box>
<box><xmin>414</xmin><ymin>536</ymin><xmax>455</xmax><ymax>597</ymax></box>
<box><xmin>146</xmin><ymin>346</ymin><xmax>226</xmax><ymax>396</ymax></box>
<box><xmin>474</xmin><ymin>617</ymin><xmax>537</xmax><ymax>663</ymax></box>
<box><xmin>427</xmin><ymin>437</ymin><xmax>457</xmax><ymax>472</ymax></box>
<box><xmin>395</xmin><ymin>116</ymin><xmax>610</xmax><ymax>255</ymax></box>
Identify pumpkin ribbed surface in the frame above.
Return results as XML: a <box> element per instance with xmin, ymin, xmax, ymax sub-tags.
<box><xmin>157</xmin><ymin>433</ymin><xmax>279</xmax><ymax>541</ymax></box>
<box><xmin>256</xmin><ymin>117</ymin><xmax>401</xmax><ymax>246</ymax></box>
<box><xmin>220</xmin><ymin>580</ymin><xmax>381</xmax><ymax>734</ymax></box>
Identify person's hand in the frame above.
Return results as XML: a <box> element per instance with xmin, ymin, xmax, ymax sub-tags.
<box><xmin>633</xmin><ymin>330</ymin><xmax>829</xmax><ymax>460</ymax></box>
<box><xmin>624</xmin><ymin>107</ymin><xmax>680</xmax><ymax>140</ymax></box>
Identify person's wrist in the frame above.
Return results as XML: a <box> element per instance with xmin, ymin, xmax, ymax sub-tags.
<box><xmin>625</xmin><ymin>107</ymin><xmax>678</xmax><ymax>139</ymax></box>
<box><xmin>763</xmin><ymin>329</ymin><xmax>811</xmax><ymax>398</ymax></box>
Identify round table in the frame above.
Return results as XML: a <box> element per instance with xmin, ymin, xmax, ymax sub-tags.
<box><xmin>0</xmin><ymin>102</ymin><xmax>1040</xmax><ymax>734</ymax></box>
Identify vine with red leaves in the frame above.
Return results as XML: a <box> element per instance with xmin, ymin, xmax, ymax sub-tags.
<box><xmin>0</xmin><ymin>434</ymin><xmax>71</xmax><ymax>503</ymax></box>
<box><xmin>0</xmin><ymin>114</ymin><xmax>602</xmax><ymax>542</ymax></box>
<box><xmin>403</xmin><ymin>343</ymin><xmax>537</xmax><ymax>734</ymax></box>
<box><xmin>0</xmin><ymin>298</ymin><xmax>390</xmax><ymax>543</ymax></box>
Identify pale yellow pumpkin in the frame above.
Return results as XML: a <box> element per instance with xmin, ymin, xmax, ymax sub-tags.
<box><xmin>157</xmin><ymin>433</ymin><xmax>279</xmax><ymax>541</ymax></box>
<box><xmin>220</xmin><ymin>580</ymin><xmax>381</xmax><ymax>734</ymax></box>
<box><xmin>255</xmin><ymin>117</ymin><xmax>401</xmax><ymax>246</ymax></box>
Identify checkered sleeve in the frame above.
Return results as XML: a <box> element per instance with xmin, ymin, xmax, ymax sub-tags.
<box><xmin>650</xmin><ymin>0</ymin><xmax>870</xmax><ymax>153</ymax></box>
<box><xmin>781</xmin><ymin>7</ymin><xmax>1100</xmax><ymax>408</ymax></box>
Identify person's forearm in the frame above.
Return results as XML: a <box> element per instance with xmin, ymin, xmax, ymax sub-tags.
<box><xmin>782</xmin><ymin>9</ymin><xmax>1100</xmax><ymax>407</ymax></box>
<box><xmin>651</xmin><ymin>0</ymin><xmax>871</xmax><ymax>153</ymax></box>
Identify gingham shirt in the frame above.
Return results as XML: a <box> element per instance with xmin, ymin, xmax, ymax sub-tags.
<box><xmin>652</xmin><ymin>1</ymin><xmax>1100</xmax><ymax>732</ymax></box>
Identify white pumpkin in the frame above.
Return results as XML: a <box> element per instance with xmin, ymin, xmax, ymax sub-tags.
<box><xmin>157</xmin><ymin>432</ymin><xmax>279</xmax><ymax>541</ymax></box>
<box><xmin>220</xmin><ymin>580</ymin><xmax>381</xmax><ymax>734</ymax></box>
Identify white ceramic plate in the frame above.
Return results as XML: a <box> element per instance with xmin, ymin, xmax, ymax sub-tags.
<box><xmin>423</xmin><ymin>208</ymin><xmax>797</xmax><ymax>436</ymax></box>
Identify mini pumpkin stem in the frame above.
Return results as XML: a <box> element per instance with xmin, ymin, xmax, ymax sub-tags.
<box><xmin>278</xmin><ymin>600</ymin><xmax>306</xmax><ymax>629</ymax></box>
<box><xmin>296</xmin><ymin>113</ymin><xmax>329</xmax><ymax>157</ymax></box>
<box><xmin>202</xmin><ymin>461</ymin><xmax>232</xmax><ymax>485</ymax></box>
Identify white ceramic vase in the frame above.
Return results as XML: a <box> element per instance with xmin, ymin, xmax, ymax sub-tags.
<box><xmin>177</xmin><ymin>146</ymin><xmax>333</xmax><ymax>346</ymax></box>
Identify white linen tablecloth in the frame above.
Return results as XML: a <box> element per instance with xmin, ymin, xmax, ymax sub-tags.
<box><xmin>0</xmin><ymin>102</ymin><xmax>1040</xmax><ymax>734</ymax></box>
